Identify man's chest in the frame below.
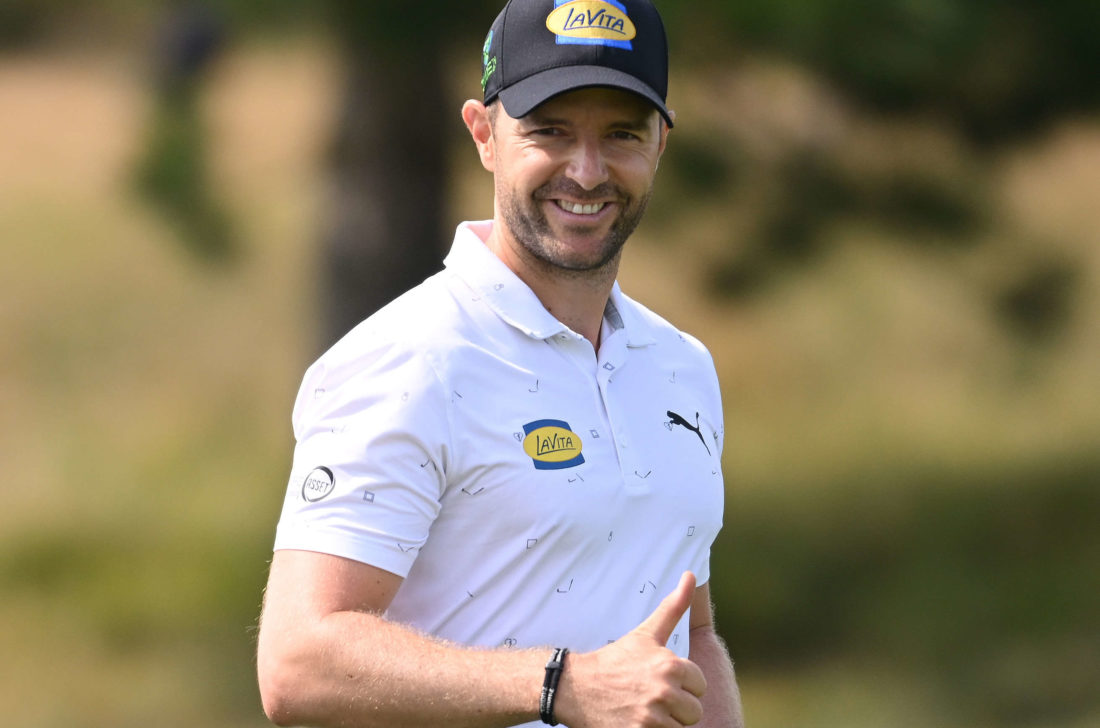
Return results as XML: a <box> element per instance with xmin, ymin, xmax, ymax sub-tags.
<box><xmin>433</xmin><ymin>339</ymin><xmax>724</xmax><ymax>548</ymax></box>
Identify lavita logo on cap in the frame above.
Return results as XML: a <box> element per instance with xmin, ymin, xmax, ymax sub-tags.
<box><xmin>546</xmin><ymin>0</ymin><xmax>636</xmax><ymax>48</ymax></box>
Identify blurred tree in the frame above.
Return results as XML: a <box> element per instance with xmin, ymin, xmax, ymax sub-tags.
<box><xmin>665</xmin><ymin>0</ymin><xmax>1100</xmax><ymax>144</ymax></box>
<box><xmin>132</xmin><ymin>1</ymin><xmax>234</xmax><ymax>262</ymax></box>
<box><xmin>316</xmin><ymin>0</ymin><xmax>498</xmax><ymax>346</ymax></box>
<box><xmin>0</xmin><ymin>0</ymin><xmax>50</xmax><ymax>47</ymax></box>
<box><xmin>657</xmin><ymin>0</ymin><xmax>1099</xmax><ymax>341</ymax></box>
<box><xmin>126</xmin><ymin>0</ymin><xmax>499</xmax><ymax>339</ymax></box>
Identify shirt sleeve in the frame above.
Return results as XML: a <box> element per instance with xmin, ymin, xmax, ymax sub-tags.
<box><xmin>273</xmin><ymin>331</ymin><xmax>451</xmax><ymax>578</ymax></box>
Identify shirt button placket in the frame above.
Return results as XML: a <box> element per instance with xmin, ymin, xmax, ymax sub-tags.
<box><xmin>598</xmin><ymin>360</ymin><xmax>632</xmax><ymax>483</ymax></box>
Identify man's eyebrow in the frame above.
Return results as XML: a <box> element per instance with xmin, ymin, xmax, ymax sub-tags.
<box><xmin>608</xmin><ymin>116</ymin><xmax>655</xmax><ymax>132</ymax></box>
<box><xmin>521</xmin><ymin>110</ymin><xmax>567</xmax><ymax>127</ymax></box>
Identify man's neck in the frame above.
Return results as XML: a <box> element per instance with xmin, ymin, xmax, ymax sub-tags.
<box><xmin>482</xmin><ymin>223</ymin><xmax>618</xmax><ymax>351</ymax></box>
<box><xmin>524</xmin><ymin>261</ymin><xmax>617</xmax><ymax>350</ymax></box>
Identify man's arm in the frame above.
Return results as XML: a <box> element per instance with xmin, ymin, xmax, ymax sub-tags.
<box><xmin>689</xmin><ymin>583</ymin><xmax>745</xmax><ymax>728</ymax></box>
<box><xmin>257</xmin><ymin>549</ymin><xmax>710</xmax><ymax>728</ymax></box>
<box><xmin>257</xmin><ymin>549</ymin><xmax>543</xmax><ymax>728</ymax></box>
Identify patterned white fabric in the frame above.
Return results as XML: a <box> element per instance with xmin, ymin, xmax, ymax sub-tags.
<box><xmin>274</xmin><ymin>220</ymin><xmax>725</xmax><ymax>668</ymax></box>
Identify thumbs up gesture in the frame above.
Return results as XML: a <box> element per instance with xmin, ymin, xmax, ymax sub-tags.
<box><xmin>553</xmin><ymin>572</ymin><xmax>708</xmax><ymax>727</ymax></box>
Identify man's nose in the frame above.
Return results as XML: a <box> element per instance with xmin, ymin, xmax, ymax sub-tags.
<box><xmin>564</xmin><ymin>137</ymin><xmax>609</xmax><ymax>191</ymax></box>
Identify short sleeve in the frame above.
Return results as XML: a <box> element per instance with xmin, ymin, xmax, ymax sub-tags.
<box><xmin>273</xmin><ymin>331</ymin><xmax>451</xmax><ymax>578</ymax></box>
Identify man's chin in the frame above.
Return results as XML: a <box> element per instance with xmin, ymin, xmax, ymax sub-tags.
<box><xmin>548</xmin><ymin>236</ymin><xmax>625</xmax><ymax>272</ymax></box>
<box><xmin>502</xmin><ymin>202</ymin><xmax>628</xmax><ymax>272</ymax></box>
<box><xmin>549</xmin><ymin>215</ymin><xmax>618</xmax><ymax>245</ymax></box>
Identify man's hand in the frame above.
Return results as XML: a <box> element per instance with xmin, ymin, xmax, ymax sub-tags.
<box><xmin>556</xmin><ymin>572</ymin><xmax>708</xmax><ymax>727</ymax></box>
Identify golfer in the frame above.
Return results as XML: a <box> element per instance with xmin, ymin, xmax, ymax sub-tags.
<box><xmin>257</xmin><ymin>1</ymin><xmax>744</xmax><ymax>726</ymax></box>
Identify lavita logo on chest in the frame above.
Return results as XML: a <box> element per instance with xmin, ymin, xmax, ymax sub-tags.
<box><xmin>521</xmin><ymin>419</ymin><xmax>585</xmax><ymax>470</ymax></box>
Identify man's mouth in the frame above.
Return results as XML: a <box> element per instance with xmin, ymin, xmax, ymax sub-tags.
<box><xmin>554</xmin><ymin>200</ymin><xmax>608</xmax><ymax>215</ymax></box>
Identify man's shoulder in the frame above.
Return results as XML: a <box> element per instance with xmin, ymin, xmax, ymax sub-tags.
<box><xmin>314</xmin><ymin>270</ymin><xmax>486</xmax><ymax>375</ymax></box>
<box><xmin>617</xmin><ymin>289</ymin><xmax>713</xmax><ymax>359</ymax></box>
<box><xmin>291</xmin><ymin>272</ymin><xmax>479</xmax><ymax>428</ymax></box>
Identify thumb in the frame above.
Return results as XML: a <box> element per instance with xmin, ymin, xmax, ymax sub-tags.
<box><xmin>634</xmin><ymin>571</ymin><xmax>696</xmax><ymax>646</ymax></box>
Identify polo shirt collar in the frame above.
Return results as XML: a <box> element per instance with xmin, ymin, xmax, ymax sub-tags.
<box><xmin>607</xmin><ymin>282</ymin><xmax>657</xmax><ymax>348</ymax></box>
<box><xmin>445</xmin><ymin>221</ymin><xmax>567</xmax><ymax>340</ymax></box>
<box><xmin>445</xmin><ymin>221</ymin><xmax>656</xmax><ymax>348</ymax></box>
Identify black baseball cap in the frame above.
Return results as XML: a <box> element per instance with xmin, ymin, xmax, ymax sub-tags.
<box><xmin>481</xmin><ymin>0</ymin><xmax>673</xmax><ymax>127</ymax></box>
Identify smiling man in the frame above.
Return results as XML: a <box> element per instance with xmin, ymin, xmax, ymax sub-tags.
<box><xmin>257</xmin><ymin>2</ymin><xmax>744</xmax><ymax>727</ymax></box>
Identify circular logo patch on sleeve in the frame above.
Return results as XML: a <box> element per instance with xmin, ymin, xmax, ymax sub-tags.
<box><xmin>302</xmin><ymin>466</ymin><xmax>336</xmax><ymax>502</ymax></box>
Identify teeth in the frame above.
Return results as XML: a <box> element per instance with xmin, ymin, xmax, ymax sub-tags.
<box><xmin>559</xmin><ymin>201</ymin><xmax>606</xmax><ymax>215</ymax></box>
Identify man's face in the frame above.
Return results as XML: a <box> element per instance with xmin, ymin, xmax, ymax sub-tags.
<box><xmin>489</xmin><ymin>88</ymin><xmax>668</xmax><ymax>275</ymax></box>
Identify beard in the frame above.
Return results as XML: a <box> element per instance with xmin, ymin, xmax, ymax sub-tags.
<box><xmin>498</xmin><ymin>177</ymin><xmax>652</xmax><ymax>274</ymax></box>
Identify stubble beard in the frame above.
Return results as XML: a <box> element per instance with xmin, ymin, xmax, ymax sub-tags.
<box><xmin>499</xmin><ymin>179</ymin><xmax>652</xmax><ymax>276</ymax></box>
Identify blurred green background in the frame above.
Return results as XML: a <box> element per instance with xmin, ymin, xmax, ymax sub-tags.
<box><xmin>2</xmin><ymin>1</ymin><xmax>1098</xmax><ymax>726</ymax></box>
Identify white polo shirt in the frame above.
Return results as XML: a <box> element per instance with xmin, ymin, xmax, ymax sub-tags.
<box><xmin>274</xmin><ymin>220</ymin><xmax>725</xmax><ymax>664</ymax></box>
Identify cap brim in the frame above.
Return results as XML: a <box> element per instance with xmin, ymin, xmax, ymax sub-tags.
<box><xmin>498</xmin><ymin>65</ymin><xmax>673</xmax><ymax>127</ymax></box>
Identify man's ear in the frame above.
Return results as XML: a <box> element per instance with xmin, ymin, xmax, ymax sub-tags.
<box><xmin>462</xmin><ymin>99</ymin><xmax>495</xmax><ymax>173</ymax></box>
<box><xmin>656</xmin><ymin>108</ymin><xmax>675</xmax><ymax>160</ymax></box>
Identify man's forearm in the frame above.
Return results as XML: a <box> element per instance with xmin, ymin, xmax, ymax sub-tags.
<box><xmin>260</xmin><ymin>561</ymin><xmax>713</xmax><ymax>728</ymax></box>
<box><xmin>259</xmin><ymin>607</ymin><xmax>546</xmax><ymax>728</ymax></box>
<box><xmin>689</xmin><ymin>624</ymin><xmax>745</xmax><ymax>728</ymax></box>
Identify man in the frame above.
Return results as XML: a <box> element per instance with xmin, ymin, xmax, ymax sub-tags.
<box><xmin>257</xmin><ymin>1</ymin><xmax>744</xmax><ymax>726</ymax></box>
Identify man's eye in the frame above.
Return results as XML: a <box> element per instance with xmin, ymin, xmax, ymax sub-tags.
<box><xmin>610</xmin><ymin>131</ymin><xmax>641</xmax><ymax>141</ymax></box>
<box><xmin>532</xmin><ymin>127</ymin><xmax>563</xmax><ymax>136</ymax></box>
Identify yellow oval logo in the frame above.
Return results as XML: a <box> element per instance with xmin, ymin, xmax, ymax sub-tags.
<box><xmin>522</xmin><ymin>419</ymin><xmax>585</xmax><ymax>470</ymax></box>
<box><xmin>546</xmin><ymin>1</ymin><xmax>636</xmax><ymax>42</ymax></box>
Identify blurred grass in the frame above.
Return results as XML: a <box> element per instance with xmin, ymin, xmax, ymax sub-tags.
<box><xmin>1</xmin><ymin>38</ymin><xmax>1099</xmax><ymax>728</ymax></box>
<box><xmin>713</xmin><ymin>456</ymin><xmax>1100</xmax><ymax>727</ymax></box>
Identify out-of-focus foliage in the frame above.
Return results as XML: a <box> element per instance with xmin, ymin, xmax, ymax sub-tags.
<box><xmin>644</xmin><ymin>2</ymin><xmax>1100</xmax><ymax>342</ymax></box>
<box><xmin>664</xmin><ymin>0</ymin><xmax>1100</xmax><ymax>143</ymax></box>
<box><xmin>131</xmin><ymin>2</ymin><xmax>235</xmax><ymax>261</ymax></box>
